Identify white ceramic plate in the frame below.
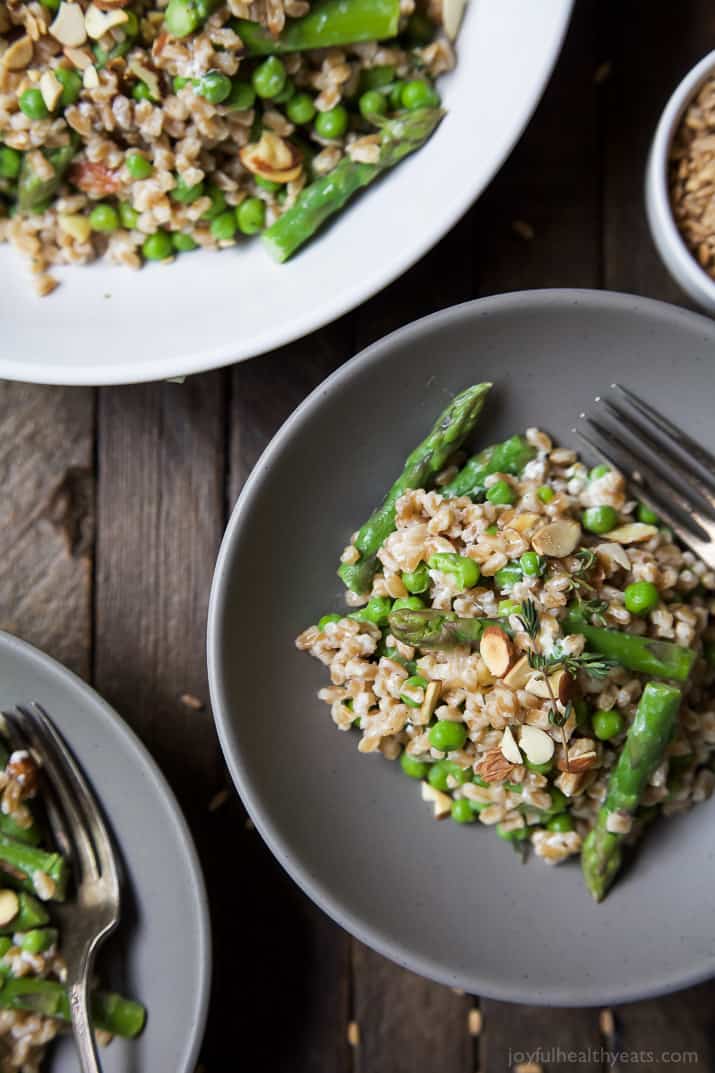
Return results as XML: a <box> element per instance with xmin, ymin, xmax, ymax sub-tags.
<box><xmin>1</xmin><ymin>0</ymin><xmax>573</xmax><ymax>385</ymax></box>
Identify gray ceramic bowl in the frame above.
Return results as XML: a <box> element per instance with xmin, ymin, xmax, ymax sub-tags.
<box><xmin>208</xmin><ymin>289</ymin><xmax>715</xmax><ymax>1006</ymax></box>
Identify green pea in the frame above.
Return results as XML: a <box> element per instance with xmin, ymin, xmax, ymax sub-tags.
<box><xmin>402</xmin><ymin>563</ymin><xmax>430</xmax><ymax>594</ymax></box>
<box><xmin>172</xmin><ymin>231</ymin><xmax>198</xmax><ymax>251</ymax></box>
<box><xmin>496</xmin><ymin>823</ymin><xmax>530</xmax><ymax>842</ymax></box>
<box><xmin>254</xmin><ymin>175</ymin><xmax>281</xmax><ymax>193</ymax></box>
<box><xmin>358</xmin><ymin>65</ymin><xmax>395</xmax><ymax>93</ymax></box>
<box><xmin>493</xmin><ymin>563</ymin><xmax>522</xmax><ymax>591</ymax></box>
<box><xmin>286</xmin><ymin>92</ymin><xmax>316</xmax><ymax>125</ymax></box>
<box><xmin>359</xmin><ymin>90</ymin><xmax>387</xmax><ymax>121</ymax></box>
<box><xmin>20</xmin><ymin>928</ymin><xmax>57</xmax><ymax>955</ymax></box>
<box><xmin>399</xmin><ymin>674</ymin><xmax>427</xmax><ymax>708</ymax></box>
<box><xmin>451</xmin><ymin>798</ymin><xmax>475</xmax><ymax>824</ymax></box>
<box><xmin>428</xmin><ymin>720</ymin><xmax>467</xmax><ymax>752</ymax></box>
<box><xmin>573</xmin><ymin>697</ymin><xmax>591</xmax><ymax>728</ymax></box>
<box><xmin>469</xmin><ymin>799</ymin><xmax>490</xmax><ymax>814</ymax></box>
<box><xmin>546</xmin><ymin>813</ymin><xmax>573</xmax><ymax>833</ymax></box>
<box><xmin>400</xmin><ymin>751</ymin><xmax>429</xmax><ymax>779</ymax></box>
<box><xmin>637</xmin><ymin>503</ymin><xmax>659</xmax><ymax>525</ymax></box>
<box><xmin>194</xmin><ymin>69</ymin><xmax>232</xmax><ymax>104</ymax></box>
<box><xmin>592</xmin><ymin>708</ymin><xmax>624</xmax><ymax>740</ymax></box>
<box><xmin>142</xmin><ymin>230</ymin><xmax>173</xmax><ymax>261</ymax></box>
<box><xmin>118</xmin><ymin>202</ymin><xmax>139</xmax><ymax>229</ymax></box>
<box><xmin>0</xmin><ymin>146</ymin><xmax>21</xmax><ymax>180</ymax></box>
<box><xmin>623</xmin><ymin>580</ymin><xmax>659</xmax><ymax>615</ymax></box>
<box><xmin>226</xmin><ymin>80</ymin><xmax>256</xmax><ymax>112</ymax></box>
<box><xmin>486</xmin><ymin>479</ymin><xmax>516</xmax><ymax>506</ymax></box>
<box><xmin>428</xmin><ymin>760</ymin><xmax>470</xmax><ymax>791</ymax></box>
<box><xmin>704</xmin><ymin>641</ymin><xmax>715</xmax><ymax>667</ymax></box>
<box><xmin>173</xmin><ymin>75</ymin><xmax>190</xmax><ymax>92</ymax></box>
<box><xmin>503</xmin><ymin>781</ymin><xmax>523</xmax><ymax>793</ymax></box>
<box><xmin>273</xmin><ymin>78</ymin><xmax>295</xmax><ymax>103</ymax></box>
<box><xmin>314</xmin><ymin>105</ymin><xmax>349</xmax><ymax>139</ymax></box>
<box><xmin>19</xmin><ymin>89</ymin><xmax>49</xmax><ymax>120</ymax></box>
<box><xmin>389</xmin><ymin>81</ymin><xmax>405</xmax><ymax>110</ymax></box>
<box><xmin>349</xmin><ymin>595</ymin><xmax>392</xmax><ymax>627</ymax></box>
<box><xmin>537</xmin><ymin>485</ymin><xmax>555</xmax><ymax>504</ymax></box>
<box><xmin>132</xmin><ymin>81</ymin><xmax>156</xmax><ymax>103</ymax></box>
<box><xmin>589</xmin><ymin>464</ymin><xmax>610</xmax><ymax>480</ymax></box>
<box><xmin>546</xmin><ymin>786</ymin><xmax>568</xmax><ymax>814</ymax></box>
<box><xmin>55</xmin><ymin>67</ymin><xmax>82</xmax><ymax>108</ymax></box>
<box><xmin>405</xmin><ymin>11</ymin><xmax>434</xmax><ymax>42</ymax></box>
<box><xmin>317</xmin><ymin>613</ymin><xmax>341</xmax><ymax>631</ymax></box>
<box><xmin>125</xmin><ymin>151</ymin><xmax>153</xmax><ymax>180</ymax></box>
<box><xmin>252</xmin><ymin>56</ymin><xmax>287</xmax><ymax>99</ymax></box>
<box><xmin>427</xmin><ymin>552</ymin><xmax>479</xmax><ymax>590</ymax></box>
<box><xmin>89</xmin><ymin>203</ymin><xmax>119</xmax><ymax>232</ymax></box>
<box><xmin>498</xmin><ymin>599</ymin><xmax>520</xmax><ymax>618</ymax></box>
<box><xmin>171</xmin><ymin>174</ymin><xmax>204</xmax><ymax>204</ymax></box>
<box><xmin>201</xmin><ymin>184</ymin><xmax>227</xmax><ymax>220</ymax></box>
<box><xmin>236</xmin><ymin>196</ymin><xmax>265</xmax><ymax>235</ymax></box>
<box><xmin>582</xmin><ymin>505</ymin><xmax>619</xmax><ymax>534</ymax></box>
<box><xmin>211</xmin><ymin>210</ymin><xmax>237</xmax><ymax>241</ymax></box>
<box><xmin>485</xmin><ymin>524</ymin><xmax>499</xmax><ymax>536</ymax></box>
<box><xmin>525</xmin><ymin>758</ymin><xmax>553</xmax><ymax>775</ymax></box>
<box><xmin>519</xmin><ymin>551</ymin><xmax>543</xmax><ymax>577</ymax></box>
<box><xmin>400</xmin><ymin>79</ymin><xmax>439</xmax><ymax>110</ymax></box>
<box><xmin>392</xmin><ymin>596</ymin><xmax>425</xmax><ymax>612</ymax></box>
<box><xmin>164</xmin><ymin>0</ymin><xmax>199</xmax><ymax>37</ymax></box>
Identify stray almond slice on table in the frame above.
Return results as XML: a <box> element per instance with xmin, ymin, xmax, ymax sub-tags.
<box><xmin>479</xmin><ymin>625</ymin><xmax>513</xmax><ymax>678</ymax></box>
<box><xmin>604</xmin><ymin>523</ymin><xmax>658</xmax><ymax>545</ymax></box>
<box><xmin>531</xmin><ymin>519</ymin><xmax>581</xmax><ymax>558</ymax></box>
<box><xmin>500</xmin><ymin>725</ymin><xmax>522</xmax><ymax>765</ymax></box>
<box><xmin>421</xmin><ymin>782</ymin><xmax>452</xmax><ymax>819</ymax></box>
<box><xmin>519</xmin><ymin>724</ymin><xmax>554</xmax><ymax>765</ymax></box>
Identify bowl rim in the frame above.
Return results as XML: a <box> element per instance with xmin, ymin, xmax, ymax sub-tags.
<box><xmin>207</xmin><ymin>286</ymin><xmax>715</xmax><ymax>1006</ymax></box>
<box><xmin>646</xmin><ymin>48</ymin><xmax>715</xmax><ymax>305</ymax></box>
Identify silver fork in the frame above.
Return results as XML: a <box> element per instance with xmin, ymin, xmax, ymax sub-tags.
<box><xmin>574</xmin><ymin>383</ymin><xmax>715</xmax><ymax>569</ymax></box>
<box><xmin>3</xmin><ymin>703</ymin><xmax>120</xmax><ymax>1073</ymax></box>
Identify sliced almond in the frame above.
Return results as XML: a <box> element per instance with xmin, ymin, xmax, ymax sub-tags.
<box><xmin>421</xmin><ymin>781</ymin><xmax>452</xmax><ymax>819</ymax></box>
<box><xmin>49</xmin><ymin>3</ymin><xmax>88</xmax><ymax>47</ymax></box>
<box><xmin>127</xmin><ymin>58</ymin><xmax>160</xmax><ymax>101</ymax></box>
<box><xmin>531</xmin><ymin>519</ymin><xmax>581</xmax><ymax>558</ymax></box>
<box><xmin>82</xmin><ymin>63</ymin><xmax>99</xmax><ymax>89</ymax></box>
<box><xmin>58</xmin><ymin>213</ymin><xmax>92</xmax><ymax>242</ymax></box>
<box><xmin>504</xmin><ymin>511</ymin><xmax>540</xmax><ymax>534</ymax></box>
<box><xmin>500</xmin><ymin>726</ymin><xmax>522</xmax><ymax>765</ymax></box>
<box><xmin>557</xmin><ymin>749</ymin><xmax>598</xmax><ymax>773</ymax></box>
<box><xmin>525</xmin><ymin>668</ymin><xmax>572</xmax><ymax>705</ymax></box>
<box><xmin>0</xmin><ymin>890</ymin><xmax>19</xmax><ymax>927</ymax></box>
<box><xmin>420</xmin><ymin>680</ymin><xmax>442</xmax><ymax>721</ymax></box>
<box><xmin>84</xmin><ymin>2</ymin><xmax>127</xmax><ymax>38</ymax></box>
<box><xmin>594</xmin><ymin>541</ymin><xmax>631</xmax><ymax>571</ymax></box>
<box><xmin>64</xmin><ymin>45</ymin><xmax>94</xmax><ymax>69</ymax></box>
<box><xmin>479</xmin><ymin>625</ymin><xmax>513</xmax><ymax>678</ymax></box>
<box><xmin>240</xmin><ymin>131</ymin><xmax>302</xmax><ymax>184</ymax></box>
<box><xmin>502</xmin><ymin>654</ymin><xmax>531</xmax><ymax>690</ymax></box>
<box><xmin>1</xmin><ymin>34</ymin><xmax>33</xmax><ymax>71</ymax></box>
<box><xmin>476</xmin><ymin>748</ymin><xmax>515</xmax><ymax>783</ymax></box>
<box><xmin>39</xmin><ymin>69</ymin><xmax>63</xmax><ymax>111</ymax></box>
<box><xmin>604</xmin><ymin>523</ymin><xmax>658</xmax><ymax>545</ymax></box>
<box><xmin>441</xmin><ymin>0</ymin><xmax>467</xmax><ymax>39</ymax></box>
<box><xmin>519</xmin><ymin>724</ymin><xmax>554</xmax><ymax>765</ymax></box>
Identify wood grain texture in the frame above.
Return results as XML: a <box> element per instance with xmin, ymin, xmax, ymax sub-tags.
<box><xmin>480</xmin><ymin>1003</ymin><xmax>602</xmax><ymax>1073</ymax></box>
<box><xmin>0</xmin><ymin>384</ymin><xmax>94</xmax><ymax>678</ymax></box>
<box><xmin>610</xmin><ymin>982</ymin><xmax>715</xmax><ymax>1073</ymax></box>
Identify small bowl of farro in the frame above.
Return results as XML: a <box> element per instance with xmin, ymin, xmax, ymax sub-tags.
<box><xmin>209</xmin><ymin>287</ymin><xmax>715</xmax><ymax>1007</ymax></box>
<box><xmin>646</xmin><ymin>49</ymin><xmax>715</xmax><ymax>314</ymax></box>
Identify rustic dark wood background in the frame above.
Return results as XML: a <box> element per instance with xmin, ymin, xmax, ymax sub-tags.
<box><xmin>5</xmin><ymin>1</ymin><xmax>715</xmax><ymax>1069</ymax></box>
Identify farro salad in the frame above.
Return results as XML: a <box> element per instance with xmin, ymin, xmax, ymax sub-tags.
<box><xmin>0</xmin><ymin>0</ymin><xmax>458</xmax><ymax>295</ymax></box>
<box><xmin>296</xmin><ymin>384</ymin><xmax>715</xmax><ymax>901</ymax></box>
<box><xmin>0</xmin><ymin>728</ymin><xmax>144</xmax><ymax>1071</ymax></box>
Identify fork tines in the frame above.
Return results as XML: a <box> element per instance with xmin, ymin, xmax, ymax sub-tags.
<box><xmin>575</xmin><ymin>385</ymin><xmax>715</xmax><ymax>569</ymax></box>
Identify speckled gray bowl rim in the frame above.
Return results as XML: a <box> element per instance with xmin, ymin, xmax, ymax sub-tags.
<box><xmin>208</xmin><ymin>288</ymin><xmax>715</xmax><ymax>1007</ymax></box>
<box><xmin>0</xmin><ymin>630</ymin><xmax>211</xmax><ymax>1070</ymax></box>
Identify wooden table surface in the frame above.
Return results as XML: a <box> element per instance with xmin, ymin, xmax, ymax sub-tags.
<box><xmin>5</xmin><ymin>1</ymin><xmax>715</xmax><ymax>1069</ymax></box>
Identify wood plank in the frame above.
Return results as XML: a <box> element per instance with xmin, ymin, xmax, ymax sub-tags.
<box><xmin>480</xmin><ymin>1004</ymin><xmax>602</xmax><ymax>1073</ymax></box>
<box><xmin>0</xmin><ymin>383</ymin><xmax>94</xmax><ymax>679</ymax></box>
<box><xmin>610</xmin><ymin>982</ymin><xmax>715</xmax><ymax>1073</ymax></box>
<box><xmin>352</xmin><ymin>944</ymin><xmax>475</xmax><ymax>1073</ymax></box>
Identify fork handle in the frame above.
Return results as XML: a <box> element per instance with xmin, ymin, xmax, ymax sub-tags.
<box><xmin>69</xmin><ymin>959</ymin><xmax>103</xmax><ymax>1073</ymax></box>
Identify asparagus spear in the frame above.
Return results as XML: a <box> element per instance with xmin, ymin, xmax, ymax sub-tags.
<box><xmin>0</xmin><ymin>978</ymin><xmax>146</xmax><ymax>1038</ymax></box>
<box><xmin>389</xmin><ymin>609</ymin><xmax>500</xmax><ymax>648</ymax></box>
<box><xmin>234</xmin><ymin>0</ymin><xmax>399</xmax><ymax>55</ymax></box>
<box><xmin>0</xmin><ymin>835</ymin><xmax>68</xmax><ymax>901</ymax></box>
<box><xmin>0</xmin><ymin>893</ymin><xmax>49</xmax><ymax>934</ymax></box>
<box><xmin>337</xmin><ymin>383</ymin><xmax>492</xmax><ymax>594</ymax></box>
<box><xmin>17</xmin><ymin>141</ymin><xmax>77</xmax><ymax>213</ymax></box>
<box><xmin>441</xmin><ymin>435</ymin><xmax>536</xmax><ymax>499</ymax></box>
<box><xmin>262</xmin><ymin>107</ymin><xmax>444</xmax><ymax>263</ymax></box>
<box><xmin>581</xmin><ymin>681</ymin><xmax>682</xmax><ymax>901</ymax></box>
<box><xmin>563</xmin><ymin>610</ymin><xmax>696</xmax><ymax>682</ymax></box>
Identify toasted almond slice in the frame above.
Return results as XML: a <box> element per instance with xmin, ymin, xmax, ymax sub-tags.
<box><xmin>49</xmin><ymin>3</ymin><xmax>87</xmax><ymax>46</ymax></box>
<box><xmin>479</xmin><ymin>625</ymin><xmax>513</xmax><ymax>678</ymax></box>
<box><xmin>84</xmin><ymin>1</ymin><xmax>127</xmax><ymax>37</ymax></box>
<box><xmin>605</xmin><ymin>523</ymin><xmax>658</xmax><ymax>545</ymax></box>
<box><xmin>476</xmin><ymin>747</ymin><xmax>515</xmax><ymax>783</ymax></box>
<box><xmin>39</xmin><ymin>69</ymin><xmax>63</xmax><ymax>110</ymax></box>
<box><xmin>82</xmin><ymin>63</ymin><xmax>99</xmax><ymax>89</ymax></box>
<box><xmin>420</xmin><ymin>680</ymin><xmax>442</xmax><ymax>721</ymax></box>
<box><xmin>0</xmin><ymin>890</ymin><xmax>19</xmax><ymax>927</ymax></box>
<box><xmin>64</xmin><ymin>45</ymin><xmax>93</xmax><ymax>68</ymax></box>
<box><xmin>525</xmin><ymin>668</ymin><xmax>572</xmax><ymax>704</ymax></box>
<box><xmin>58</xmin><ymin>213</ymin><xmax>92</xmax><ymax>242</ymax></box>
<box><xmin>531</xmin><ymin>519</ymin><xmax>581</xmax><ymax>558</ymax></box>
<box><xmin>502</xmin><ymin>654</ymin><xmax>531</xmax><ymax>690</ymax></box>
<box><xmin>421</xmin><ymin>781</ymin><xmax>452</xmax><ymax>819</ymax></box>
<box><xmin>500</xmin><ymin>726</ymin><xmax>522</xmax><ymax>765</ymax></box>
<box><xmin>519</xmin><ymin>724</ymin><xmax>554</xmax><ymax>765</ymax></box>
<box><xmin>505</xmin><ymin>511</ymin><xmax>540</xmax><ymax>534</ymax></box>
<box><xmin>594</xmin><ymin>541</ymin><xmax>631</xmax><ymax>571</ymax></box>
<box><xmin>1</xmin><ymin>34</ymin><xmax>33</xmax><ymax>70</ymax></box>
<box><xmin>554</xmin><ymin>770</ymin><xmax>585</xmax><ymax>797</ymax></box>
<box><xmin>441</xmin><ymin>0</ymin><xmax>467</xmax><ymax>39</ymax></box>
<box><xmin>240</xmin><ymin>131</ymin><xmax>302</xmax><ymax>183</ymax></box>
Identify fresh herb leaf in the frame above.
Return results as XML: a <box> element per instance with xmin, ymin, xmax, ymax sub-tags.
<box><xmin>517</xmin><ymin>599</ymin><xmax>539</xmax><ymax>641</ymax></box>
